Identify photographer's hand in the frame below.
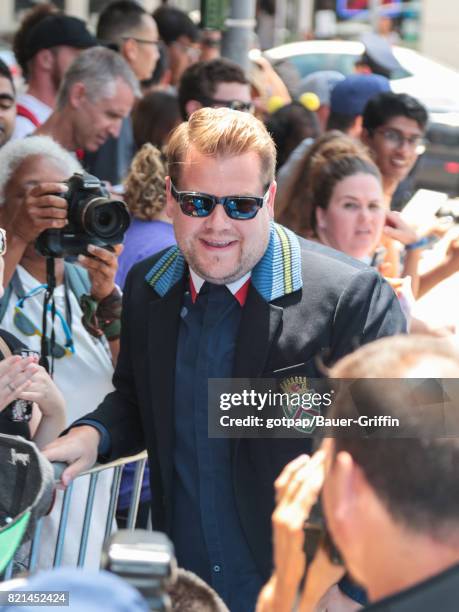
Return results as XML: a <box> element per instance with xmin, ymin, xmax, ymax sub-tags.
<box><xmin>79</xmin><ymin>244</ymin><xmax>123</xmax><ymax>302</ymax></box>
<box><xmin>8</xmin><ymin>183</ymin><xmax>69</xmax><ymax>244</ymax></box>
<box><xmin>256</xmin><ymin>451</ymin><xmax>326</xmax><ymax>612</ymax></box>
<box><xmin>2</xmin><ymin>182</ymin><xmax>68</xmax><ymax>287</ymax></box>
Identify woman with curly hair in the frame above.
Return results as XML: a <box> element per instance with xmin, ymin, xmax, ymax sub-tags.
<box><xmin>115</xmin><ymin>143</ymin><xmax>176</xmax><ymax>289</ymax></box>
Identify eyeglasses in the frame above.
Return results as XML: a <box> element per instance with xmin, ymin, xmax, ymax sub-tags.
<box><xmin>14</xmin><ymin>285</ymin><xmax>75</xmax><ymax>359</ymax></box>
<box><xmin>374</xmin><ymin>127</ymin><xmax>426</xmax><ymax>153</ymax></box>
<box><xmin>199</xmin><ymin>96</ymin><xmax>255</xmax><ymax>114</ymax></box>
<box><xmin>171</xmin><ymin>40</ymin><xmax>201</xmax><ymax>60</ymax></box>
<box><xmin>170</xmin><ymin>182</ymin><xmax>270</xmax><ymax>220</ymax></box>
<box><xmin>0</xmin><ymin>228</ymin><xmax>6</xmax><ymax>256</ymax></box>
<box><xmin>122</xmin><ymin>36</ymin><xmax>160</xmax><ymax>48</ymax></box>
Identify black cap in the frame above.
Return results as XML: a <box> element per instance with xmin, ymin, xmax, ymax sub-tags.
<box><xmin>25</xmin><ymin>15</ymin><xmax>98</xmax><ymax>61</ymax></box>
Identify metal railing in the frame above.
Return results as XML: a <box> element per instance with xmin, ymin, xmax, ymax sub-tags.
<box><xmin>3</xmin><ymin>451</ymin><xmax>149</xmax><ymax>580</ymax></box>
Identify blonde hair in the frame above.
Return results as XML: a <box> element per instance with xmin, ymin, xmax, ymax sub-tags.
<box><xmin>123</xmin><ymin>144</ymin><xmax>166</xmax><ymax>221</ymax></box>
<box><xmin>166</xmin><ymin>107</ymin><xmax>276</xmax><ymax>188</ymax></box>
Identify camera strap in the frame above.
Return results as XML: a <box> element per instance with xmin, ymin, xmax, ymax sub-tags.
<box><xmin>41</xmin><ymin>258</ymin><xmax>57</xmax><ymax>375</ymax></box>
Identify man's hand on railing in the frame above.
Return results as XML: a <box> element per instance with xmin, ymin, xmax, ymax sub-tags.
<box><xmin>42</xmin><ymin>425</ymin><xmax>101</xmax><ymax>486</ymax></box>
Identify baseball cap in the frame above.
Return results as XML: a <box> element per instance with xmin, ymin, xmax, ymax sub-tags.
<box><xmin>25</xmin><ymin>15</ymin><xmax>98</xmax><ymax>62</ymax></box>
<box><xmin>330</xmin><ymin>74</ymin><xmax>390</xmax><ymax>116</ymax></box>
<box><xmin>0</xmin><ymin>434</ymin><xmax>54</xmax><ymax>573</ymax></box>
<box><xmin>298</xmin><ymin>71</ymin><xmax>345</xmax><ymax>106</ymax></box>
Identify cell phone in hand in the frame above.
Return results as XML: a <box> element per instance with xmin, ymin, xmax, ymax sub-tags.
<box><xmin>303</xmin><ymin>500</ymin><xmax>343</xmax><ymax>566</ymax></box>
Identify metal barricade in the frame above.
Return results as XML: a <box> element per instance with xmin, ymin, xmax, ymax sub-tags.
<box><xmin>3</xmin><ymin>450</ymin><xmax>149</xmax><ymax>580</ymax></box>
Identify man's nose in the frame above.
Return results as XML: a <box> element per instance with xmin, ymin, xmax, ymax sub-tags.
<box><xmin>203</xmin><ymin>202</ymin><xmax>232</xmax><ymax>230</ymax></box>
<box><xmin>396</xmin><ymin>138</ymin><xmax>412</xmax><ymax>154</ymax></box>
<box><xmin>109</xmin><ymin>119</ymin><xmax>122</xmax><ymax>138</ymax></box>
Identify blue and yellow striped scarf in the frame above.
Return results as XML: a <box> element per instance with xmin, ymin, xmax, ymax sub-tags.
<box><xmin>145</xmin><ymin>222</ymin><xmax>303</xmax><ymax>302</ymax></box>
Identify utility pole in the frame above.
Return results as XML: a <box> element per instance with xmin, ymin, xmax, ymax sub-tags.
<box><xmin>221</xmin><ymin>0</ymin><xmax>256</xmax><ymax>72</ymax></box>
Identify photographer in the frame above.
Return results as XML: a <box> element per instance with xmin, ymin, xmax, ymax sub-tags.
<box><xmin>257</xmin><ymin>335</ymin><xmax>459</xmax><ymax>612</ymax></box>
<box><xmin>0</xmin><ymin>135</ymin><xmax>122</xmax><ymax>569</ymax></box>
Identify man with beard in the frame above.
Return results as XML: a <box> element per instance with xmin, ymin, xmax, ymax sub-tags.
<box><xmin>43</xmin><ymin>108</ymin><xmax>405</xmax><ymax>611</ymax></box>
<box><xmin>0</xmin><ymin>60</ymin><xmax>16</xmax><ymax>148</ymax></box>
<box><xmin>12</xmin><ymin>10</ymin><xmax>97</xmax><ymax>140</ymax></box>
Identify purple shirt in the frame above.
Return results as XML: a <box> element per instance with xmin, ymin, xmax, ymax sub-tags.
<box><xmin>116</xmin><ymin>219</ymin><xmax>176</xmax><ymax>289</ymax></box>
<box><xmin>116</xmin><ymin>218</ymin><xmax>175</xmax><ymax>510</ymax></box>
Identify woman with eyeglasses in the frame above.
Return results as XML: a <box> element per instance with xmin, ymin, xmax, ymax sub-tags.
<box><xmin>0</xmin><ymin>227</ymin><xmax>66</xmax><ymax>448</ymax></box>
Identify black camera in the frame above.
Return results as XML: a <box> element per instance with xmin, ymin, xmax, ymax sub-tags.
<box><xmin>35</xmin><ymin>172</ymin><xmax>130</xmax><ymax>258</ymax></box>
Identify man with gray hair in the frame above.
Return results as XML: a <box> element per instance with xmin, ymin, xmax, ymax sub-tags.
<box><xmin>84</xmin><ymin>0</ymin><xmax>160</xmax><ymax>185</ymax></box>
<box><xmin>36</xmin><ymin>46</ymin><xmax>139</xmax><ymax>154</ymax></box>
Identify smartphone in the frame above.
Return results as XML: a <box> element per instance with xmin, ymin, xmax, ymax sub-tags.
<box><xmin>303</xmin><ymin>499</ymin><xmax>343</xmax><ymax>566</ymax></box>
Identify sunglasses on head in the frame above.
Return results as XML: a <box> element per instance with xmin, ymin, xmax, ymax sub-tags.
<box><xmin>14</xmin><ymin>285</ymin><xmax>75</xmax><ymax>359</ymax></box>
<box><xmin>170</xmin><ymin>182</ymin><xmax>270</xmax><ymax>220</ymax></box>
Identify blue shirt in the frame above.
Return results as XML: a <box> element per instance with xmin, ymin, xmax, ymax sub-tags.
<box><xmin>172</xmin><ymin>282</ymin><xmax>263</xmax><ymax>612</ymax></box>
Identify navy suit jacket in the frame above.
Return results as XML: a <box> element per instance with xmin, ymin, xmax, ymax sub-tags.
<box><xmin>84</xmin><ymin>236</ymin><xmax>406</xmax><ymax>581</ymax></box>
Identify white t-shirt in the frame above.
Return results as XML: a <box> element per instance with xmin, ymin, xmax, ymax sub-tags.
<box><xmin>3</xmin><ymin>265</ymin><xmax>116</xmax><ymax>569</ymax></box>
<box><xmin>12</xmin><ymin>94</ymin><xmax>53</xmax><ymax>140</ymax></box>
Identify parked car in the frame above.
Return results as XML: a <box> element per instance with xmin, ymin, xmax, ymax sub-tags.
<box><xmin>257</xmin><ymin>40</ymin><xmax>459</xmax><ymax>195</ymax></box>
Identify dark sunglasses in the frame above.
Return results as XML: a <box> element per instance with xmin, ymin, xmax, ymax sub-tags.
<box><xmin>170</xmin><ymin>182</ymin><xmax>270</xmax><ymax>220</ymax></box>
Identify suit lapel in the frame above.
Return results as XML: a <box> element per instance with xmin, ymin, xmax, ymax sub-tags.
<box><xmin>147</xmin><ymin>277</ymin><xmax>185</xmax><ymax>501</ymax></box>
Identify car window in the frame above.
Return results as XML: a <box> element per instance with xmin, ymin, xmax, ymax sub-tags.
<box><xmin>390</xmin><ymin>66</ymin><xmax>412</xmax><ymax>80</ymax></box>
<box><xmin>281</xmin><ymin>53</ymin><xmax>359</xmax><ymax>79</ymax></box>
<box><xmin>276</xmin><ymin>52</ymin><xmax>411</xmax><ymax>81</ymax></box>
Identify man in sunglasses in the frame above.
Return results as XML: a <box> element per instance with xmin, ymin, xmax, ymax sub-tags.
<box><xmin>178</xmin><ymin>58</ymin><xmax>253</xmax><ymax>120</ymax></box>
<box><xmin>44</xmin><ymin>107</ymin><xmax>405</xmax><ymax>612</ymax></box>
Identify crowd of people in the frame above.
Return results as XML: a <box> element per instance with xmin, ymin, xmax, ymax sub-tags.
<box><xmin>0</xmin><ymin>1</ymin><xmax>459</xmax><ymax>611</ymax></box>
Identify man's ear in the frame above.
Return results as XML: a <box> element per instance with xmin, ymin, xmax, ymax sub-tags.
<box><xmin>361</xmin><ymin>127</ymin><xmax>371</xmax><ymax>146</ymax></box>
<box><xmin>34</xmin><ymin>48</ymin><xmax>55</xmax><ymax>72</ymax></box>
<box><xmin>349</xmin><ymin>115</ymin><xmax>363</xmax><ymax>139</ymax></box>
<box><xmin>68</xmin><ymin>82</ymin><xmax>87</xmax><ymax>109</ymax></box>
<box><xmin>122</xmin><ymin>38</ymin><xmax>137</xmax><ymax>65</ymax></box>
<box><xmin>185</xmin><ymin>99</ymin><xmax>203</xmax><ymax>119</ymax></box>
<box><xmin>266</xmin><ymin>180</ymin><xmax>276</xmax><ymax>218</ymax></box>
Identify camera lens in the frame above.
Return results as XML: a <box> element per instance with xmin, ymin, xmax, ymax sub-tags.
<box><xmin>83</xmin><ymin>198</ymin><xmax>130</xmax><ymax>240</ymax></box>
